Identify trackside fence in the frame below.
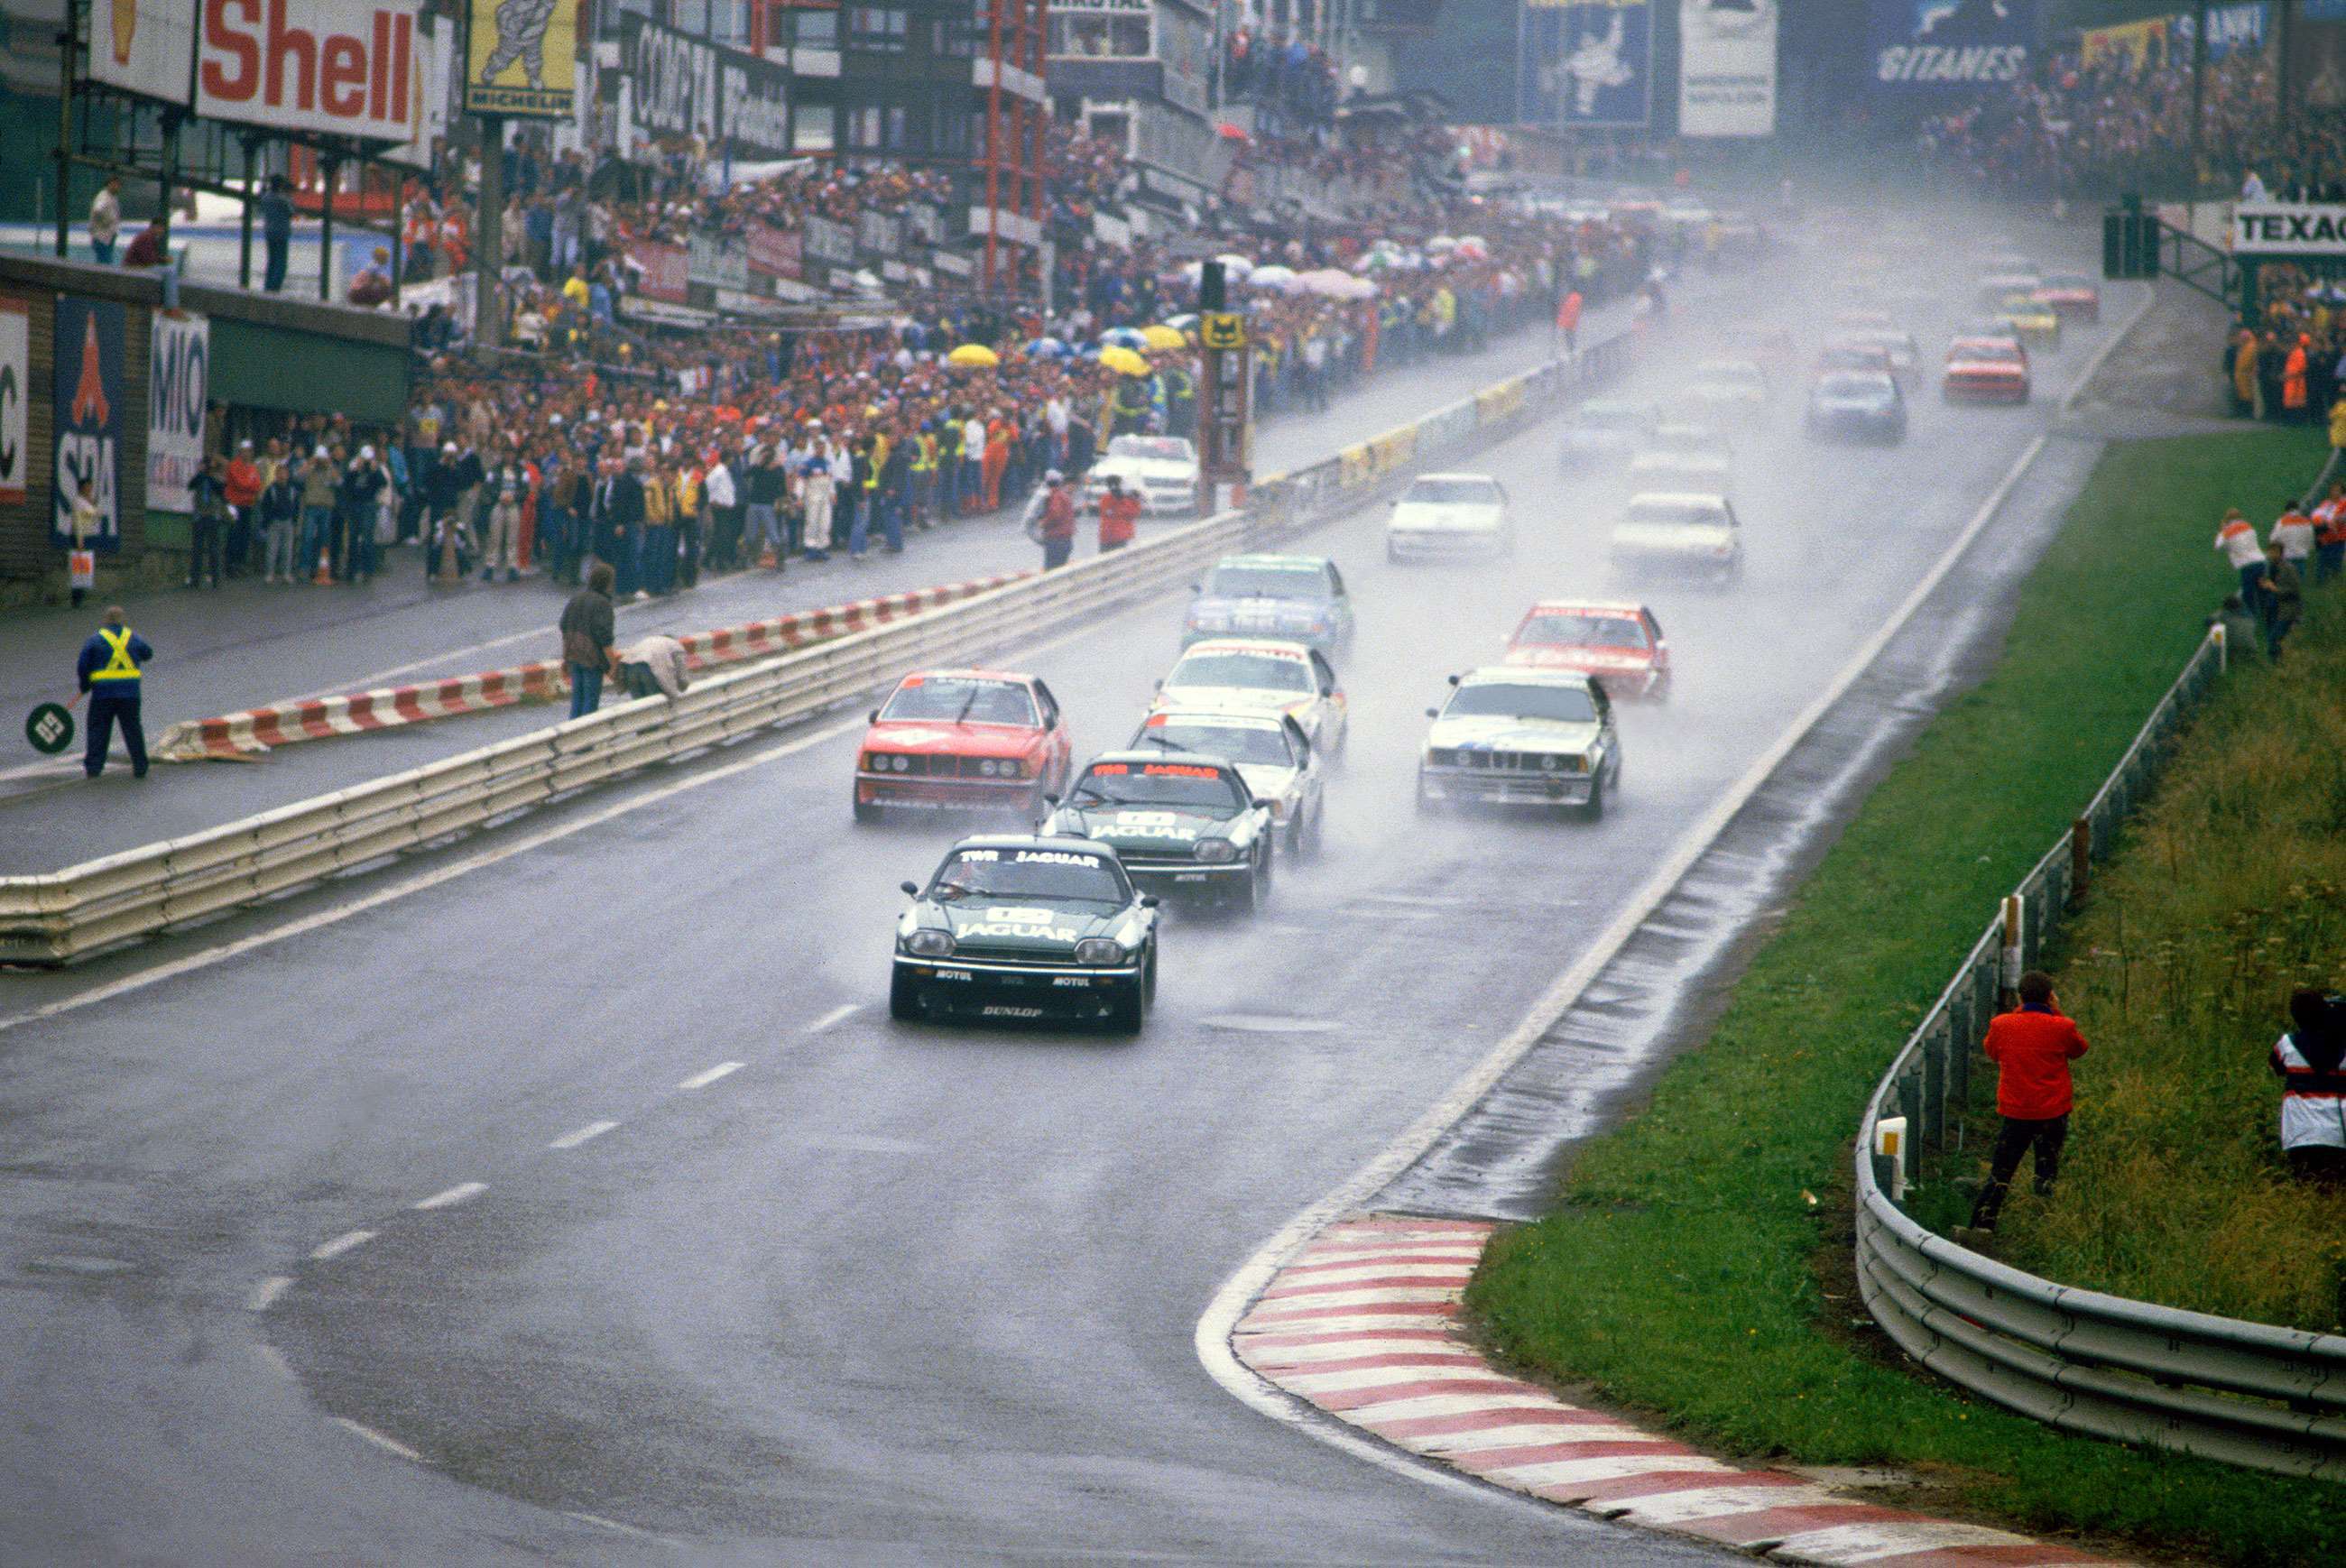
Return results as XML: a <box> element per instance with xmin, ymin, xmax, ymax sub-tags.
<box><xmin>0</xmin><ymin>330</ymin><xmax>1644</xmax><ymax>965</ymax></box>
<box><xmin>1854</xmin><ymin>627</ymin><xmax>2346</xmax><ymax>1481</ymax></box>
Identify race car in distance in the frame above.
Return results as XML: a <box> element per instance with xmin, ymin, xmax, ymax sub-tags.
<box><xmin>1418</xmin><ymin>667</ymin><xmax>1623</xmax><ymax>820</ymax></box>
<box><xmin>1503</xmin><ymin>600</ymin><xmax>1671</xmax><ymax>700</ymax></box>
<box><xmin>1806</xmin><ymin>370</ymin><xmax>1908</xmax><ymax>445</ymax></box>
<box><xmin>1644</xmin><ymin>421</ymin><xmax>1732</xmax><ymax>464</ymax></box>
<box><xmin>1086</xmin><ymin>434</ymin><xmax>1202</xmax><ymax>516</ymax></box>
<box><xmin>890</xmin><ymin>835</ymin><xmax>1159</xmax><ymax>1032</ymax></box>
<box><xmin>1610</xmin><ymin>492</ymin><xmax>1743</xmax><ymax>586</ymax></box>
<box><xmin>2033</xmin><ymin>271</ymin><xmax>2102</xmax><ymax>323</ymax></box>
<box><xmin>1975</xmin><ymin>271</ymin><xmax>2042</xmax><ymax>308</ymax></box>
<box><xmin>1943</xmin><ymin>335</ymin><xmax>2032</xmax><ymax>404</ymax></box>
<box><xmin>1682</xmin><ymin>358</ymin><xmax>1769</xmax><ymax>426</ymax></box>
<box><xmin>1131</xmin><ymin>708</ymin><xmax>1324</xmax><ymax>857</ymax></box>
<box><xmin>854</xmin><ymin>669</ymin><xmax>1074</xmax><ymax>824</ymax></box>
<box><xmin>1848</xmin><ymin>327</ymin><xmax>1921</xmax><ymax>381</ymax></box>
<box><xmin>1816</xmin><ymin>337</ymin><xmax>1898</xmax><ymax>383</ymax></box>
<box><xmin>1043</xmin><ymin>751</ymin><xmax>1278</xmax><ymax>910</ymax></box>
<box><xmin>1627</xmin><ymin>447</ymin><xmax>1732</xmax><ymax>501</ymax></box>
<box><xmin>1386</xmin><ymin>472</ymin><xmax>1515</xmax><ymax>562</ymax></box>
<box><xmin>1560</xmin><ymin>397</ymin><xmax>1661</xmax><ymax>469</ymax></box>
<box><xmin>1152</xmin><ymin>637</ymin><xmax>1350</xmax><ymax>756</ymax></box>
<box><xmin>1183</xmin><ymin>553</ymin><xmax>1353</xmax><ymax>652</ymax></box>
<box><xmin>1990</xmin><ymin>293</ymin><xmax>2062</xmax><ymax>352</ymax></box>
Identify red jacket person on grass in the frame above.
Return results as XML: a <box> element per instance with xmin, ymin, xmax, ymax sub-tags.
<box><xmin>1967</xmin><ymin>970</ymin><xmax>2090</xmax><ymax>1232</ymax></box>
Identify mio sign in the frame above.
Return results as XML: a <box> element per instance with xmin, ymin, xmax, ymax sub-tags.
<box><xmin>197</xmin><ymin>0</ymin><xmax>421</xmax><ymax>142</ymax></box>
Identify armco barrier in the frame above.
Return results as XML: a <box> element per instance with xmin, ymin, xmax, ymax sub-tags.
<box><xmin>150</xmin><ymin>573</ymin><xmax>1030</xmax><ymax>761</ymax></box>
<box><xmin>0</xmin><ymin>325</ymin><xmax>1649</xmax><ymax>965</ymax></box>
<box><xmin>1854</xmin><ymin>629</ymin><xmax>2346</xmax><ymax>1481</ymax></box>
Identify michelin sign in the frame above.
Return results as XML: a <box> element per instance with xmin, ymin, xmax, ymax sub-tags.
<box><xmin>1521</xmin><ymin>0</ymin><xmax>1652</xmax><ymax>131</ymax></box>
<box><xmin>1870</xmin><ymin>0</ymin><xmax>2036</xmax><ymax>93</ymax></box>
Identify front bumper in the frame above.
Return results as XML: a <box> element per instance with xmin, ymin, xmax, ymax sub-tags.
<box><xmin>1183</xmin><ymin>623</ymin><xmax>1336</xmax><ymax>650</ymax></box>
<box><xmin>856</xmin><ymin>773</ymin><xmax>1037</xmax><ymax>810</ymax></box>
<box><xmin>1612</xmin><ymin>548</ymin><xmax>1738</xmax><ymax>583</ymax></box>
<box><xmin>1118</xmin><ymin>857</ymin><xmax>1258</xmax><ymax>896</ymax></box>
<box><xmin>1419</xmin><ymin>765</ymin><xmax>1593</xmax><ymax>806</ymax></box>
<box><xmin>1806</xmin><ymin>411</ymin><xmax>1905</xmax><ymax>442</ymax></box>
<box><xmin>894</xmin><ymin>953</ymin><xmax>1141</xmax><ymax>1019</ymax></box>
<box><xmin>1389</xmin><ymin>530</ymin><xmax>1506</xmax><ymax>560</ymax></box>
<box><xmin>1943</xmin><ymin>378</ymin><xmax>2029</xmax><ymax>404</ymax></box>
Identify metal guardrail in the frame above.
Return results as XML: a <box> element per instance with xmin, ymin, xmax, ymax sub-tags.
<box><xmin>0</xmin><ymin>329</ymin><xmax>1643</xmax><ymax>966</ymax></box>
<box><xmin>1853</xmin><ymin>628</ymin><xmax>2346</xmax><ymax>1481</ymax></box>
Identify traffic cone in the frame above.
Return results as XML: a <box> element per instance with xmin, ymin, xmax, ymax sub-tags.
<box><xmin>311</xmin><ymin>544</ymin><xmax>333</xmax><ymax>586</ymax></box>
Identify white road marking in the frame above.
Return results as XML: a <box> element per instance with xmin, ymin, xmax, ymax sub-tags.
<box><xmin>1236</xmin><ymin>1309</ymin><xmax>1459</xmax><ymax>1335</ymax></box>
<box><xmin>548</xmin><ymin>1120</ymin><xmax>618</xmax><ymax>1150</ymax></box>
<box><xmin>252</xmin><ymin>1343</ymin><xmax>298</xmax><ymax>1382</ymax></box>
<box><xmin>245</xmin><ymin>1275</ymin><xmax>293</xmax><ymax>1311</ymax></box>
<box><xmin>329</xmin><ymin>1416</ymin><xmax>427</xmax><ymax>1464</ymax></box>
<box><xmin>1242</xmin><ymin>1336</ymin><xmax>1465</xmax><ymax>1366</ymax></box>
<box><xmin>1769</xmin><ymin>1519</ymin><xmax>2043</xmax><ymax>1563</ymax></box>
<box><xmin>1339</xmin><ymin>1391</ymin><xmax>1555</xmax><ymax>1425</ymax></box>
<box><xmin>1195</xmin><ymin>279</ymin><xmax>2161</xmax><ymax>1509</ymax></box>
<box><xmin>678</xmin><ymin>1060</ymin><xmax>744</xmax><ymax>1091</ymax></box>
<box><xmin>1265</xmin><ymin>1260</ymin><xmax>1476</xmax><ymax>1287</ymax></box>
<box><xmin>561</xmin><ymin>1509</ymin><xmax>670</xmax><ymax>1544</ymax></box>
<box><xmin>1414</xmin><ymin>1422</ymin><xmax>1655</xmax><ymax>1456</ymax></box>
<box><xmin>308</xmin><ymin>1229</ymin><xmax>375</xmax><ymax>1261</ymax></box>
<box><xmin>1275</xmin><ymin>1360</ymin><xmax>1493</xmax><ymax>1395</ymax></box>
<box><xmin>808</xmin><ymin>1003</ymin><xmax>859</xmax><ymax>1033</ymax></box>
<box><xmin>1483</xmin><ymin>1454</ymin><xmax>1735</xmax><ymax>1490</ymax></box>
<box><xmin>1611</xmin><ymin>1484</ymin><xmax>1843</xmax><ymax>1526</ymax></box>
<box><xmin>412</xmin><ymin>1181</ymin><xmax>487</xmax><ymax>1211</ymax></box>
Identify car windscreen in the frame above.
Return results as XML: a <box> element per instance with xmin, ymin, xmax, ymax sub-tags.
<box><xmin>1206</xmin><ymin>565</ymin><xmax>1330</xmax><ymax>601</ymax></box>
<box><xmin>1168</xmin><ymin>652</ymin><xmax>1313</xmax><ymax>693</ymax></box>
<box><xmin>1136</xmin><ymin>722</ymin><xmax>1294</xmax><ymax>765</ymax></box>
<box><xmin>1445</xmin><ymin>683</ymin><xmax>1599</xmax><ymax>724</ymax></box>
<box><xmin>1109</xmin><ymin>437</ymin><xmax>1192</xmax><ymax>463</ymax></box>
<box><xmin>1518</xmin><ymin>613</ymin><xmax>1648</xmax><ymax>650</ymax></box>
<box><xmin>882</xmin><ymin>677</ymin><xmax>1038</xmax><ymax>726</ymax></box>
<box><xmin>1817</xmin><ymin>374</ymin><xmax>1890</xmax><ymax>399</ymax></box>
<box><xmin>1626</xmin><ymin>500</ymin><xmax>1729</xmax><ymax>529</ymax></box>
<box><xmin>930</xmin><ymin>847</ymin><xmax>1127</xmax><ymax>904</ymax></box>
<box><xmin>1401</xmin><ymin>477</ymin><xmax>1501</xmax><ymax>506</ymax></box>
<box><xmin>1070</xmin><ymin>761</ymin><xmax>1248</xmax><ymax>811</ymax></box>
<box><xmin>1818</xmin><ymin>346</ymin><xmax>1886</xmax><ymax>371</ymax></box>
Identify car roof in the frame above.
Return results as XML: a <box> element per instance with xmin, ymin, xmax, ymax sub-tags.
<box><xmin>1526</xmin><ymin>599</ymin><xmax>1649</xmax><ymax>617</ymax></box>
<box><xmin>1627</xmin><ymin>490</ymin><xmax>1730</xmax><ymax>507</ymax></box>
<box><xmin>1178</xmin><ymin>637</ymin><xmax>1315</xmax><ymax>659</ymax></box>
<box><xmin>1084</xmin><ymin>748</ymin><xmax>1242</xmax><ymax>772</ymax></box>
<box><xmin>1141</xmin><ymin>708</ymin><xmax>1287</xmax><ymax>731</ymax></box>
<box><xmin>949</xmin><ymin>833</ymin><xmax>1122</xmax><ymax>855</ymax></box>
<box><xmin>1213</xmin><ymin>552</ymin><xmax>1331</xmax><ymax>570</ymax></box>
<box><xmin>1459</xmin><ymin>664</ymin><xmax>1600</xmax><ymax>689</ymax></box>
<box><xmin>897</xmin><ymin>668</ymin><xmax>1034</xmax><ymax>685</ymax></box>
<box><xmin>1411</xmin><ymin>471</ymin><xmax>1500</xmax><ymax>484</ymax></box>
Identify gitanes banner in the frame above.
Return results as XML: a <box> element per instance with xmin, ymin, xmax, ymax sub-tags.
<box><xmin>1870</xmin><ymin>0</ymin><xmax>2036</xmax><ymax>96</ymax></box>
<box><xmin>146</xmin><ymin>311</ymin><xmax>209</xmax><ymax>515</ymax></box>
<box><xmin>1678</xmin><ymin>0</ymin><xmax>1777</xmax><ymax>137</ymax></box>
<box><xmin>51</xmin><ymin>298</ymin><xmax>125</xmax><ymax>553</ymax></box>
<box><xmin>1521</xmin><ymin>0</ymin><xmax>1652</xmax><ymax>131</ymax></box>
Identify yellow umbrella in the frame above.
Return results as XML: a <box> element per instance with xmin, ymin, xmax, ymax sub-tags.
<box><xmin>946</xmin><ymin>343</ymin><xmax>1001</xmax><ymax>369</ymax></box>
<box><xmin>1142</xmin><ymin>323</ymin><xmax>1188</xmax><ymax>350</ymax></box>
<box><xmin>1099</xmin><ymin>345</ymin><xmax>1151</xmax><ymax>376</ymax></box>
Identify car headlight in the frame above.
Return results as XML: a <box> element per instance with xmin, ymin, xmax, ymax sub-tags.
<box><xmin>890</xmin><ymin>754</ymin><xmax>911</xmax><ymax>772</ymax></box>
<box><xmin>905</xmin><ymin>928</ymin><xmax>955</xmax><ymax>957</ymax></box>
<box><xmin>1073</xmin><ymin>937</ymin><xmax>1125</xmax><ymax>965</ymax></box>
<box><xmin>978</xmin><ymin>759</ymin><xmax>999</xmax><ymax>778</ymax></box>
<box><xmin>1194</xmin><ymin>837</ymin><xmax>1239</xmax><ymax>863</ymax></box>
<box><xmin>1541</xmin><ymin>753</ymin><xmax>1566</xmax><ymax>770</ymax></box>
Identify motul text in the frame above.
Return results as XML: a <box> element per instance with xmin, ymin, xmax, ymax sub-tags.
<box><xmin>198</xmin><ymin>0</ymin><xmax>417</xmax><ymax>141</ymax></box>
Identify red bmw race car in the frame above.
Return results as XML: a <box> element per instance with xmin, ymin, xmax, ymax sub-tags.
<box><xmin>1502</xmin><ymin>600</ymin><xmax>1672</xmax><ymax>699</ymax></box>
<box><xmin>854</xmin><ymin>669</ymin><xmax>1074</xmax><ymax>824</ymax></box>
<box><xmin>2032</xmin><ymin>272</ymin><xmax>2102</xmax><ymax>323</ymax></box>
<box><xmin>1942</xmin><ymin>336</ymin><xmax>2031</xmax><ymax>404</ymax></box>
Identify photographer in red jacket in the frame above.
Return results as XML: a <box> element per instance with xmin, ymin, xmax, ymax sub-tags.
<box><xmin>1967</xmin><ymin>970</ymin><xmax>2091</xmax><ymax>1232</ymax></box>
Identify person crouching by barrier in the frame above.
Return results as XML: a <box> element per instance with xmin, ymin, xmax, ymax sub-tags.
<box><xmin>76</xmin><ymin>605</ymin><xmax>152</xmax><ymax>779</ymax></box>
<box><xmin>1966</xmin><ymin>970</ymin><xmax>2089</xmax><ymax>1233</ymax></box>
<box><xmin>617</xmin><ymin>633</ymin><xmax>691</xmax><ymax>701</ymax></box>
<box><xmin>559</xmin><ymin>563</ymin><xmax>618</xmax><ymax>719</ymax></box>
<box><xmin>2272</xmin><ymin>990</ymin><xmax>2346</xmax><ymax>1186</ymax></box>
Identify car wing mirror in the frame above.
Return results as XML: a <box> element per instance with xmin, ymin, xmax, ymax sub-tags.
<box><xmin>1446</xmin><ymin>674</ymin><xmax>1461</xmax><ymax>687</ymax></box>
<box><xmin>869</xmin><ymin>709</ymin><xmax>880</xmax><ymax>724</ymax></box>
<box><xmin>1253</xmin><ymin>798</ymin><xmax>1276</xmax><ymax>811</ymax></box>
<box><xmin>900</xmin><ymin>881</ymin><xmax>919</xmax><ymax>896</ymax></box>
<box><xmin>1042</xmin><ymin>793</ymin><xmax>1060</xmax><ymax>808</ymax></box>
<box><xmin>1425</xmin><ymin>706</ymin><xmax>1439</xmax><ymax>719</ymax></box>
<box><xmin>1140</xmin><ymin>894</ymin><xmax>1161</xmax><ymax>909</ymax></box>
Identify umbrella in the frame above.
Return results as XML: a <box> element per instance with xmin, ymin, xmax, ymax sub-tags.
<box><xmin>1161</xmin><ymin>312</ymin><xmax>1199</xmax><ymax>332</ymax></box>
<box><xmin>1248</xmin><ymin>264</ymin><xmax>1298</xmax><ymax>291</ymax></box>
<box><xmin>1025</xmin><ymin>337</ymin><xmax>1069</xmax><ymax>357</ymax></box>
<box><xmin>1215</xmin><ymin>122</ymin><xmax>1251</xmax><ymax>143</ymax></box>
<box><xmin>1455</xmin><ymin>237</ymin><xmax>1490</xmax><ymax>261</ymax></box>
<box><xmin>1426</xmin><ymin>235</ymin><xmax>1458</xmax><ymax>251</ymax></box>
<box><xmin>1296</xmin><ymin>267</ymin><xmax>1353</xmax><ymax>297</ymax></box>
<box><xmin>946</xmin><ymin>344</ymin><xmax>1000</xmax><ymax>369</ymax></box>
<box><xmin>1100</xmin><ymin>326</ymin><xmax>1150</xmax><ymax>350</ymax></box>
<box><xmin>1141</xmin><ymin>324</ymin><xmax>1188</xmax><ymax>350</ymax></box>
<box><xmin>1099</xmin><ymin>345</ymin><xmax>1152</xmax><ymax>376</ymax></box>
<box><xmin>1214</xmin><ymin>253</ymin><xmax>1255</xmax><ymax>276</ymax></box>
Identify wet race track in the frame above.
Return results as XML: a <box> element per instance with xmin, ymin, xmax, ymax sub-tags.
<box><xmin>0</xmin><ymin>211</ymin><xmax>2138</xmax><ymax>1564</ymax></box>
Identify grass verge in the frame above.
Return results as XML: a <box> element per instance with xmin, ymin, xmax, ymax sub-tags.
<box><xmin>1465</xmin><ymin>428</ymin><xmax>2342</xmax><ymax>1567</ymax></box>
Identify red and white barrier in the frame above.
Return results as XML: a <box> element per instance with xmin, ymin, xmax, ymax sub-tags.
<box><xmin>155</xmin><ymin>572</ymin><xmax>1031</xmax><ymax>762</ymax></box>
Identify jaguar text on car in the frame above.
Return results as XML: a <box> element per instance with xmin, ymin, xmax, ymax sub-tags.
<box><xmin>890</xmin><ymin>835</ymin><xmax>1159</xmax><ymax>1032</ymax></box>
<box><xmin>1418</xmin><ymin>667</ymin><xmax>1624</xmax><ymax>820</ymax></box>
<box><xmin>1503</xmin><ymin>600</ymin><xmax>1671</xmax><ymax>700</ymax></box>
<box><xmin>1386</xmin><ymin>472</ymin><xmax>1516</xmax><ymax>562</ymax></box>
<box><xmin>1150</xmin><ymin>637</ymin><xmax>1349</xmax><ymax>756</ymax></box>
<box><xmin>1043</xmin><ymin>752</ymin><xmax>1278</xmax><ymax>911</ymax></box>
<box><xmin>1132</xmin><ymin>708</ymin><xmax>1325</xmax><ymax>857</ymax></box>
<box><xmin>854</xmin><ymin>669</ymin><xmax>1074</xmax><ymax>824</ymax></box>
<box><xmin>1182</xmin><ymin>553</ymin><xmax>1353</xmax><ymax>652</ymax></box>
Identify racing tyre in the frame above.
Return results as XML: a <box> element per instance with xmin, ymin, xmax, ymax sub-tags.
<box><xmin>1416</xmin><ymin>775</ymin><xmax>1436</xmax><ymax>816</ymax></box>
<box><xmin>889</xmin><ymin>969</ymin><xmax>923</xmax><ymax>1021</ymax></box>
<box><xmin>854</xmin><ymin>787</ymin><xmax>881</xmax><ymax>826</ymax></box>
<box><xmin>1107</xmin><ymin>977</ymin><xmax>1146</xmax><ymax>1035</ymax></box>
<box><xmin>1580</xmin><ymin>773</ymin><xmax>1607</xmax><ymax>823</ymax></box>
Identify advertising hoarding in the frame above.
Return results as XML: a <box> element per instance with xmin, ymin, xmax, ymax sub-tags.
<box><xmin>1868</xmin><ymin>0</ymin><xmax>2035</xmax><ymax>96</ymax></box>
<box><xmin>146</xmin><ymin>312</ymin><xmax>208</xmax><ymax>516</ymax></box>
<box><xmin>52</xmin><ymin>299</ymin><xmax>125</xmax><ymax>553</ymax></box>
<box><xmin>1678</xmin><ymin>0</ymin><xmax>1777</xmax><ymax>137</ymax></box>
<box><xmin>463</xmin><ymin>0</ymin><xmax>577</xmax><ymax>117</ymax></box>
<box><xmin>85</xmin><ymin>0</ymin><xmax>199</xmax><ymax>106</ymax></box>
<box><xmin>0</xmin><ymin>298</ymin><xmax>26</xmax><ymax>505</ymax></box>
<box><xmin>1520</xmin><ymin>0</ymin><xmax>1652</xmax><ymax>131</ymax></box>
<box><xmin>196</xmin><ymin>0</ymin><xmax>424</xmax><ymax>142</ymax></box>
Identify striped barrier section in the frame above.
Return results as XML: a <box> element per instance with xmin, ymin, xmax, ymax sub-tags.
<box><xmin>155</xmin><ymin>571</ymin><xmax>1032</xmax><ymax>761</ymax></box>
<box><xmin>1233</xmin><ymin>1217</ymin><xmax>2128</xmax><ymax>1568</ymax></box>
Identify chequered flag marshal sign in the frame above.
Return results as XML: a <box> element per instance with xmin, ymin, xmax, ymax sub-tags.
<box><xmin>24</xmin><ymin>702</ymin><xmax>75</xmax><ymax>755</ymax></box>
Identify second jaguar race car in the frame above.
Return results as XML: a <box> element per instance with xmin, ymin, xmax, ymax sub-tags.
<box><xmin>1132</xmin><ymin>707</ymin><xmax>1325</xmax><ymax>857</ymax></box>
<box><xmin>890</xmin><ymin>835</ymin><xmax>1159</xmax><ymax>1033</ymax></box>
<box><xmin>1043</xmin><ymin>751</ymin><xmax>1278</xmax><ymax>911</ymax></box>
